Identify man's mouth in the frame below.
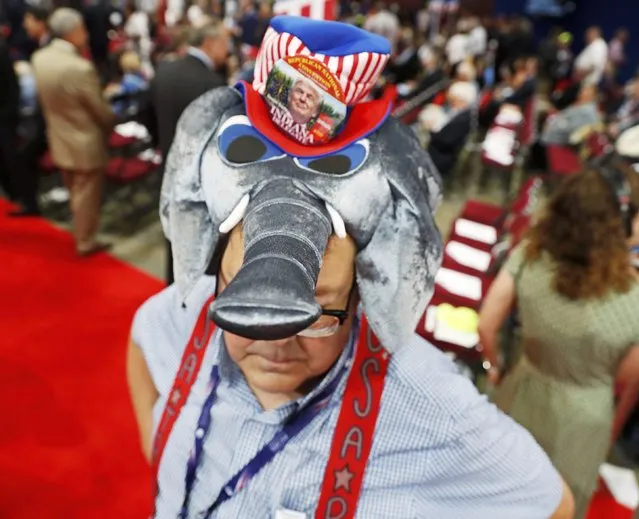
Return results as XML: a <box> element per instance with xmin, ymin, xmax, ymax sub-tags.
<box><xmin>259</xmin><ymin>351</ymin><xmax>302</xmax><ymax>364</ymax></box>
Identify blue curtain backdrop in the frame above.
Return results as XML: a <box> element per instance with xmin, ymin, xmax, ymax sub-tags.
<box><xmin>493</xmin><ymin>0</ymin><xmax>638</xmax><ymax>82</ymax></box>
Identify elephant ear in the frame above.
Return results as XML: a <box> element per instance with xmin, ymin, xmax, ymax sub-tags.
<box><xmin>160</xmin><ymin>87</ymin><xmax>243</xmax><ymax>298</ymax></box>
<box><xmin>356</xmin><ymin>118</ymin><xmax>443</xmax><ymax>353</ymax></box>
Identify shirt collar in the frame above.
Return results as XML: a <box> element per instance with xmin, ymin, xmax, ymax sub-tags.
<box><xmin>52</xmin><ymin>38</ymin><xmax>77</xmax><ymax>54</ymax></box>
<box><xmin>187</xmin><ymin>46</ymin><xmax>213</xmax><ymax>70</ymax></box>
<box><xmin>213</xmin><ymin>317</ymin><xmax>359</xmax><ymax>417</ymax></box>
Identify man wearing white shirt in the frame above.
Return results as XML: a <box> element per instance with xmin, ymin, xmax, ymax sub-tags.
<box><xmin>574</xmin><ymin>26</ymin><xmax>608</xmax><ymax>86</ymax></box>
<box><xmin>467</xmin><ymin>17</ymin><xmax>487</xmax><ymax>58</ymax></box>
<box><xmin>446</xmin><ymin>21</ymin><xmax>471</xmax><ymax>68</ymax></box>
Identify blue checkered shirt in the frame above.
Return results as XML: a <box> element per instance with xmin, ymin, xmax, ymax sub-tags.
<box><xmin>132</xmin><ymin>276</ymin><xmax>563</xmax><ymax>519</ymax></box>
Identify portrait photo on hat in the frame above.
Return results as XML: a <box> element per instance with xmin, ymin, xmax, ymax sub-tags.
<box><xmin>264</xmin><ymin>56</ymin><xmax>347</xmax><ymax>145</ymax></box>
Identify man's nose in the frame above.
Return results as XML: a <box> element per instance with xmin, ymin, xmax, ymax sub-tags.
<box><xmin>267</xmin><ymin>337</ymin><xmax>294</xmax><ymax>348</ymax></box>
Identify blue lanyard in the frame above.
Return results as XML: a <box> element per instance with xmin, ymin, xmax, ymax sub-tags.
<box><xmin>178</xmin><ymin>345</ymin><xmax>353</xmax><ymax>519</ymax></box>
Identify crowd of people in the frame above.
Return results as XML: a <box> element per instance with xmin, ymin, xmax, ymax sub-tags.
<box><xmin>0</xmin><ymin>1</ymin><xmax>638</xmax><ymax>518</ymax></box>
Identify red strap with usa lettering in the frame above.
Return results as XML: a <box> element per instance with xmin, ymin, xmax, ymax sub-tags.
<box><xmin>151</xmin><ymin>294</ymin><xmax>217</xmax><ymax>495</ymax></box>
<box><xmin>316</xmin><ymin>317</ymin><xmax>391</xmax><ymax>519</ymax></box>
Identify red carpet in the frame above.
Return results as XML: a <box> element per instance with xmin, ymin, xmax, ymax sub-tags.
<box><xmin>0</xmin><ymin>200</ymin><xmax>163</xmax><ymax>518</ymax></box>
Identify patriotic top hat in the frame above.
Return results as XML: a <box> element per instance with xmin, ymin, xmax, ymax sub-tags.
<box><xmin>237</xmin><ymin>16</ymin><xmax>392</xmax><ymax>157</ymax></box>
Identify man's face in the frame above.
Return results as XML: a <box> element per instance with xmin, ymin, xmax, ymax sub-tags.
<box><xmin>23</xmin><ymin>13</ymin><xmax>45</xmax><ymax>40</ymax></box>
<box><xmin>219</xmin><ymin>226</ymin><xmax>358</xmax><ymax>403</ymax></box>
<box><xmin>288</xmin><ymin>80</ymin><xmax>321</xmax><ymax>124</ymax></box>
<box><xmin>204</xmin><ymin>36</ymin><xmax>229</xmax><ymax>70</ymax></box>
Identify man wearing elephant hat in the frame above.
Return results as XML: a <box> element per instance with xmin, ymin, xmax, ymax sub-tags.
<box><xmin>127</xmin><ymin>16</ymin><xmax>574</xmax><ymax>519</ymax></box>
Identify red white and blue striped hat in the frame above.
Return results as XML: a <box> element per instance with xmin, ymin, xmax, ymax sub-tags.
<box><xmin>237</xmin><ymin>15</ymin><xmax>392</xmax><ymax>157</ymax></box>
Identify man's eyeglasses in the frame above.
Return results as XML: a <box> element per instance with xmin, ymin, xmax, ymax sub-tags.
<box><xmin>297</xmin><ymin>307</ymin><xmax>349</xmax><ymax>338</ymax></box>
<box><xmin>218</xmin><ymin>273</ymin><xmax>354</xmax><ymax>339</ymax></box>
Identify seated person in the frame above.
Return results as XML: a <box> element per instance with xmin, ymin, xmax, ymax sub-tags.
<box><xmin>551</xmin><ymin>79</ymin><xmax>582</xmax><ymax>111</ymax></box>
<box><xmin>105</xmin><ymin>50</ymin><xmax>149</xmax><ymax>117</ymax></box>
<box><xmin>396</xmin><ymin>44</ymin><xmax>445</xmax><ymax>101</ymax></box>
<box><xmin>386</xmin><ymin>26</ymin><xmax>420</xmax><ymax>85</ymax></box>
<box><xmin>541</xmin><ymin>84</ymin><xmax>601</xmax><ymax>146</ymax></box>
<box><xmin>609</xmin><ymin>79</ymin><xmax>639</xmax><ymax>138</ymax></box>
<box><xmin>455</xmin><ymin>60</ymin><xmax>480</xmax><ymax>98</ymax></box>
<box><xmin>446</xmin><ymin>20</ymin><xmax>471</xmax><ymax>70</ymax></box>
<box><xmin>427</xmin><ymin>60</ymin><xmax>480</xmax><ymax>109</ymax></box>
<box><xmin>427</xmin><ymin>81</ymin><xmax>478</xmax><ymax>175</ymax></box>
<box><xmin>480</xmin><ymin>57</ymin><xmax>535</xmax><ymax>127</ymax></box>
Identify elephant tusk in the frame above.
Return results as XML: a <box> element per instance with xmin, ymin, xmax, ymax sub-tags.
<box><xmin>219</xmin><ymin>194</ymin><xmax>250</xmax><ymax>234</ymax></box>
<box><xmin>325</xmin><ymin>202</ymin><xmax>346</xmax><ymax>239</ymax></box>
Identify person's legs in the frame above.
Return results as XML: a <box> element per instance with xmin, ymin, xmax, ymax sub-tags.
<box><xmin>65</xmin><ymin>169</ymin><xmax>104</xmax><ymax>253</ymax></box>
<box><xmin>0</xmin><ymin>120</ymin><xmax>19</xmax><ymax>200</ymax></box>
<box><xmin>9</xmin><ymin>123</ymin><xmax>45</xmax><ymax>215</ymax></box>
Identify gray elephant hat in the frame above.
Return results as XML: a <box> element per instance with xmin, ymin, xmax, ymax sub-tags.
<box><xmin>161</xmin><ymin>16</ymin><xmax>443</xmax><ymax>352</ymax></box>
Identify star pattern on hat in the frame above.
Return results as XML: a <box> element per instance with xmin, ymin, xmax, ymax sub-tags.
<box><xmin>333</xmin><ymin>464</ymin><xmax>354</xmax><ymax>493</ymax></box>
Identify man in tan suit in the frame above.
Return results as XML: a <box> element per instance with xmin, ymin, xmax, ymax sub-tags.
<box><xmin>32</xmin><ymin>8</ymin><xmax>114</xmax><ymax>256</ymax></box>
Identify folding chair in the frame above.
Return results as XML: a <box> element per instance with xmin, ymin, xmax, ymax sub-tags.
<box><xmin>391</xmin><ymin>79</ymin><xmax>451</xmax><ymax>126</ymax></box>
<box><xmin>450</xmin><ymin>176</ymin><xmax>542</xmax><ymax>252</ymax></box>
<box><xmin>546</xmin><ymin>144</ymin><xmax>582</xmax><ymax>177</ymax></box>
<box><xmin>480</xmin><ymin>108</ymin><xmax>522</xmax><ymax>196</ymax></box>
<box><xmin>480</xmin><ymin>96</ymin><xmax>536</xmax><ymax>200</ymax></box>
<box><xmin>104</xmin><ymin>123</ymin><xmax>160</xmax><ymax>223</ymax></box>
<box><xmin>453</xmin><ymin>93</ymin><xmax>490</xmax><ymax>189</ymax></box>
<box><xmin>103</xmin><ymin>90</ymin><xmax>160</xmax><ymax>224</ymax></box>
<box><xmin>583</xmin><ymin>131</ymin><xmax>613</xmax><ymax>159</ymax></box>
<box><xmin>417</xmin><ymin>177</ymin><xmax>543</xmax><ymax>377</ymax></box>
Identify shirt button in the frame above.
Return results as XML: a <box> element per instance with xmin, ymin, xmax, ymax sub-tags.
<box><xmin>195</xmin><ymin>428</ymin><xmax>205</xmax><ymax>439</ymax></box>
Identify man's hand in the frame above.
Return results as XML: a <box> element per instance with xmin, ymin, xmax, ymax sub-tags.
<box><xmin>549</xmin><ymin>480</ymin><xmax>575</xmax><ymax>519</ymax></box>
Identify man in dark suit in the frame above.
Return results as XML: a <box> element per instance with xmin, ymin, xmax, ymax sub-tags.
<box><xmin>397</xmin><ymin>45</ymin><xmax>446</xmax><ymax>104</ymax></box>
<box><xmin>0</xmin><ymin>36</ymin><xmax>21</xmax><ymax>202</ymax></box>
<box><xmin>82</xmin><ymin>0</ymin><xmax>118</xmax><ymax>82</ymax></box>
<box><xmin>427</xmin><ymin>81</ymin><xmax>477</xmax><ymax>176</ymax></box>
<box><xmin>145</xmin><ymin>22</ymin><xmax>229</xmax><ymax>284</ymax></box>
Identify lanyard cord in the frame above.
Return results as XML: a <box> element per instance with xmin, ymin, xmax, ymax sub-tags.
<box><xmin>179</xmin><ymin>329</ymin><xmax>357</xmax><ymax>519</ymax></box>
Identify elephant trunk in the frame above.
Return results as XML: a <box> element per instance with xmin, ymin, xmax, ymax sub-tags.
<box><xmin>209</xmin><ymin>179</ymin><xmax>333</xmax><ymax>340</ymax></box>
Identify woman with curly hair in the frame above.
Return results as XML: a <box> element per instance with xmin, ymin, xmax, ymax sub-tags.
<box><xmin>478</xmin><ymin>163</ymin><xmax>639</xmax><ymax>519</ymax></box>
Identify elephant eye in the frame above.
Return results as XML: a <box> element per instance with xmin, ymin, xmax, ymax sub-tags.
<box><xmin>294</xmin><ymin>139</ymin><xmax>370</xmax><ymax>176</ymax></box>
<box><xmin>306</xmin><ymin>155</ymin><xmax>352</xmax><ymax>174</ymax></box>
<box><xmin>226</xmin><ymin>135</ymin><xmax>267</xmax><ymax>163</ymax></box>
<box><xmin>218</xmin><ymin>115</ymin><xmax>285</xmax><ymax>164</ymax></box>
